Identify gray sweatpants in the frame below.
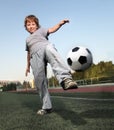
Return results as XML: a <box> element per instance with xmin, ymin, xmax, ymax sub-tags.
<box><xmin>30</xmin><ymin>43</ymin><xmax>72</xmax><ymax>110</ymax></box>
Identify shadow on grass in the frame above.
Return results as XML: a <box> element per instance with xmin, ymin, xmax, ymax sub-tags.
<box><xmin>55</xmin><ymin>108</ymin><xmax>87</xmax><ymax>126</ymax></box>
<box><xmin>52</xmin><ymin>98</ymin><xmax>87</xmax><ymax>126</ymax></box>
<box><xmin>80</xmin><ymin>109</ymin><xmax>114</xmax><ymax>118</ymax></box>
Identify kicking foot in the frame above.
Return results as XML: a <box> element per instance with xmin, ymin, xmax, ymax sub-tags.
<box><xmin>61</xmin><ymin>78</ymin><xmax>78</xmax><ymax>90</ymax></box>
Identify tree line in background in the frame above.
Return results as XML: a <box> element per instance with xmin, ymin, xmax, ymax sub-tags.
<box><xmin>1</xmin><ymin>82</ymin><xmax>21</xmax><ymax>91</ymax></box>
<box><xmin>1</xmin><ymin>81</ymin><xmax>31</xmax><ymax>92</ymax></box>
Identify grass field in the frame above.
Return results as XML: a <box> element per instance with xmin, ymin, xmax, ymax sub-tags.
<box><xmin>0</xmin><ymin>91</ymin><xmax>114</xmax><ymax>130</ymax></box>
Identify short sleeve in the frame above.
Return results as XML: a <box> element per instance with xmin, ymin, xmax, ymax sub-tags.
<box><xmin>40</xmin><ymin>27</ymin><xmax>49</xmax><ymax>40</ymax></box>
<box><xmin>25</xmin><ymin>42</ymin><xmax>29</xmax><ymax>51</ymax></box>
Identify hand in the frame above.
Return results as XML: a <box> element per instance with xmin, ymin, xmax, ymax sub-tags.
<box><xmin>25</xmin><ymin>67</ymin><xmax>30</xmax><ymax>77</ymax></box>
<box><xmin>60</xmin><ymin>19</ymin><xmax>69</xmax><ymax>26</ymax></box>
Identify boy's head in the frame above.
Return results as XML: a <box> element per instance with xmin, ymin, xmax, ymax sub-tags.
<box><xmin>24</xmin><ymin>15</ymin><xmax>40</xmax><ymax>31</ymax></box>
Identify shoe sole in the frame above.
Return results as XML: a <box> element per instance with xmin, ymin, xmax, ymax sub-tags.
<box><xmin>64</xmin><ymin>84</ymin><xmax>78</xmax><ymax>90</ymax></box>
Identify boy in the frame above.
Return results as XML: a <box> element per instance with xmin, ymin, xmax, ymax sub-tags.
<box><xmin>24</xmin><ymin>15</ymin><xmax>78</xmax><ymax>115</ymax></box>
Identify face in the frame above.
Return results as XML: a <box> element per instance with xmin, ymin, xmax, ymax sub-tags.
<box><xmin>26</xmin><ymin>21</ymin><xmax>38</xmax><ymax>34</ymax></box>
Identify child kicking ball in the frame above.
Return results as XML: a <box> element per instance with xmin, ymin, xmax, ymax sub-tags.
<box><xmin>24</xmin><ymin>15</ymin><xmax>78</xmax><ymax>115</ymax></box>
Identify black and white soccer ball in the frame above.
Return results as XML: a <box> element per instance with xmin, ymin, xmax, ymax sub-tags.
<box><xmin>67</xmin><ymin>46</ymin><xmax>93</xmax><ymax>71</ymax></box>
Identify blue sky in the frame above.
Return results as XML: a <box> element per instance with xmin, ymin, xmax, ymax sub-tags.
<box><xmin>0</xmin><ymin>0</ymin><xmax>114</xmax><ymax>82</ymax></box>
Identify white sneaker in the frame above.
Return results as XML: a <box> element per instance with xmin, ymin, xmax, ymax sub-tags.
<box><xmin>37</xmin><ymin>109</ymin><xmax>52</xmax><ymax>115</ymax></box>
<box><xmin>61</xmin><ymin>78</ymin><xmax>78</xmax><ymax>90</ymax></box>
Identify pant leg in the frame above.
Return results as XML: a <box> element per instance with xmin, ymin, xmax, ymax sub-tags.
<box><xmin>45</xmin><ymin>44</ymin><xmax>72</xmax><ymax>84</ymax></box>
<box><xmin>30</xmin><ymin>49</ymin><xmax>52</xmax><ymax>110</ymax></box>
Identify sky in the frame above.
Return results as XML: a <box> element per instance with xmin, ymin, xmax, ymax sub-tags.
<box><xmin>0</xmin><ymin>0</ymin><xmax>114</xmax><ymax>82</ymax></box>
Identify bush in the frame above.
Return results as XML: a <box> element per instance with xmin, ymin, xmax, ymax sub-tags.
<box><xmin>3</xmin><ymin>83</ymin><xmax>17</xmax><ymax>91</ymax></box>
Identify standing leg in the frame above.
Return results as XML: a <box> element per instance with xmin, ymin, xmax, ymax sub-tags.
<box><xmin>30</xmin><ymin>51</ymin><xmax>52</xmax><ymax>110</ymax></box>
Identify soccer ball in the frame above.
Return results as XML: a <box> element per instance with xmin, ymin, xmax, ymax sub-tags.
<box><xmin>67</xmin><ymin>46</ymin><xmax>93</xmax><ymax>71</ymax></box>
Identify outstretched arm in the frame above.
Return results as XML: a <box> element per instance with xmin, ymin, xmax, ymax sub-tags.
<box><xmin>48</xmin><ymin>19</ymin><xmax>69</xmax><ymax>34</ymax></box>
<box><xmin>25</xmin><ymin>51</ymin><xmax>30</xmax><ymax>76</ymax></box>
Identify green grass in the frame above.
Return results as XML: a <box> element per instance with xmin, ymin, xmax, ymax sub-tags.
<box><xmin>0</xmin><ymin>92</ymin><xmax>114</xmax><ymax>130</ymax></box>
<box><xmin>50</xmin><ymin>91</ymin><xmax>114</xmax><ymax>99</ymax></box>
